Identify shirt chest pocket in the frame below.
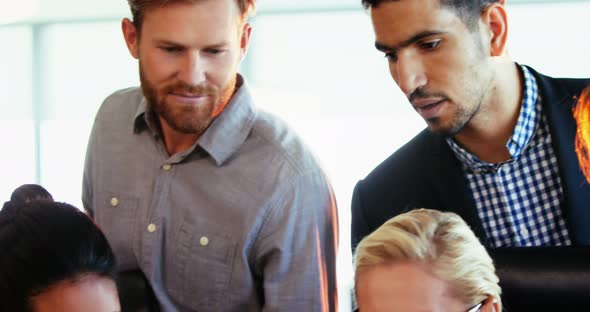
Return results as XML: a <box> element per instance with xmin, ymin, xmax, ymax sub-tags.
<box><xmin>169</xmin><ymin>221</ymin><xmax>237</xmax><ymax>310</ymax></box>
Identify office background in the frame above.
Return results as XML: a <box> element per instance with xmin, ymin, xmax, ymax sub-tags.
<box><xmin>1</xmin><ymin>0</ymin><xmax>590</xmax><ymax>310</ymax></box>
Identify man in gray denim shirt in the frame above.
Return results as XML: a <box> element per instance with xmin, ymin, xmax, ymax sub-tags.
<box><xmin>82</xmin><ymin>0</ymin><xmax>338</xmax><ymax>311</ymax></box>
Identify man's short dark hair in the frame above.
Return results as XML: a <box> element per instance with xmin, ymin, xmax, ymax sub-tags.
<box><xmin>362</xmin><ymin>0</ymin><xmax>500</xmax><ymax>28</ymax></box>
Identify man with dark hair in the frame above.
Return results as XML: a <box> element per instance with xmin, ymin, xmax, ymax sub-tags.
<box><xmin>83</xmin><ymin>0</ymin><xmax>338</xmax><ymax>310</ymax></box>
<box><xmin>352</xmin><ymin>0</ymin><xmax>590</xmax><ymax>252</ymax></box>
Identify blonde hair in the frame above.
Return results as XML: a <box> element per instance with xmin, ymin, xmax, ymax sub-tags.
<box><xmin>354</xmin><ymin>209</ymin><xmax>501</xmax><ymax>309</ymax></box>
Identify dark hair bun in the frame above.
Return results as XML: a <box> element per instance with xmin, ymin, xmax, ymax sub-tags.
<box><xmin>10</xmin><ymin>184</ymin><xmax>54</xmax><ymax>205</ymax></box>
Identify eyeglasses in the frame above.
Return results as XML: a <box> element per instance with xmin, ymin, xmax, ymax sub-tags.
<box><xmin>466</xmin><ymin>301</ymin><xmax>483</xmax><ymax>312</ymax></box>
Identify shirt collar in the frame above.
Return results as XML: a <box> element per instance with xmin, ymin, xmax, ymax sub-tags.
<box><xmin>447</xmin><ymin>64</ymin><xmax>541</xmax><ymax>170</ymax></box>
<box><xmin>133</xmin><ymin>74</ymin><xmax>257</xmax><ymax>166</ymax></box>
<box><xmin>133</xmin><ymin>94</ymin><xmax>149</xmax><ymax>135</ymax></box>
<box><xmin>507</xmin><ymin>65</ymin><xmax>540</xmax><ymax>156</ymax></box>
<box><xmin>133</xmin><ymin>84</ymin><xmax>163</xmax><ymax>138</ymax></box>
<box><xmin>198</xmin><ymin>75</ymin><xmax>257</xmax><ymax>166</ymax></box>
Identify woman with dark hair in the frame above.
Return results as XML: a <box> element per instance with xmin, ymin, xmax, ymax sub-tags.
<box><xmin>0</xmin><ymin>184</ymin><xmax>120</xmax><ymax>311</ymax></box>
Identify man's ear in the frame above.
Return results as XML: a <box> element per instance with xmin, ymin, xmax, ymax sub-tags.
<box><xmin>122</xmin><ymin>18</ymin><xmax>140</xmax><ymax>59</ymax></box>
<box><xmin>480</xmin><ymin>2</ymin><xmax>508</xmax><ymax>57</ymax></box>
<box><xmin>239</xmin><ymin>23</ymin><xmax>253</xmax><ymax>59</ymax></box>
<box><xmin>481</xmin><ymin>296</ymin><xmax>501</xmax><ymax>312</ymax></box>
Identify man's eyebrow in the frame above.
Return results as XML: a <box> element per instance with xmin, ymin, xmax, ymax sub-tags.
<box><xmin>154</xmin><ymin>39</ymin><xmax>183</xmax><ymax>46</ymax></box>
<box><xmin>375</xmin><ymin>30</ymin><xmax>446</xmax><ymax>52</ymax></box>
<box><xmin>153</xmin><ymin>39</ymin><xmax>230</xmax><ymax>49</ymax></box>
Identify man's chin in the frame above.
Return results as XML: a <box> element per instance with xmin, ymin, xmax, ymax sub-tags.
<box><xmin>425</xmin><ymin>119</ymin><xmax>461</xmax><ymax>138</ymax></box>
<box><xmin>166</xmin><ymin>121</ymin><xmax>209</xmax><ymax>134</ymax></box>
<box><xmin>428</xmin><ymin>128</ymin><xmax>453</xmax><ymax>138</ymax></box>
<box><xmin>159</xmin><ymin>110</ymin><xmax>213</xmax><ymax>134</ymax></box>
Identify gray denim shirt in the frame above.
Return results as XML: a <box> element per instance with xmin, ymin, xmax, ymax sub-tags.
<box><xmin>83</xmin><ymin>76</ymin><xmax>339</xmax><ymax>311</ymax></box>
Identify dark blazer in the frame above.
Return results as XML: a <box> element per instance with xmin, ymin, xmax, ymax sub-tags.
<box><xmin>351</xmin><ymin>66</ymin><xmax>590</xmax><ymax>251</ymax></box>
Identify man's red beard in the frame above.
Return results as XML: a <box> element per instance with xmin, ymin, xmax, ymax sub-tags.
<box><xmin>139</xmin><ymin>66</ymin><xmax>236</xmax><ymax>135</ymax></box>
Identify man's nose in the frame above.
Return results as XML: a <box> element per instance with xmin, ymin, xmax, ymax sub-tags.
<box><xmin>178</xmin><ymin>51</ymin><xmax>206</xmax><ymax>85</ymax></box>
<box><xmin>391</xmin><ymin>53</ymin><xmax>427</xmax><ymax>97</ymax></box>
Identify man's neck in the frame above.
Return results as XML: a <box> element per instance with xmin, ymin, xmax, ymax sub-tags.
<box><xmin>454</xmin><ymin>62</ymin><xmax>524</xmax><ymax>163</ymax></box>
<box><xmin>159</xmin><ymin>119</ymin><xmax>201</xmax><ymax>156</ymax></box>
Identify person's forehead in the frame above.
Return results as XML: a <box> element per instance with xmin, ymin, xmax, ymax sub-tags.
<box><xmin>33</xmin><ymin>276</ymin><xmax>119</xmax><ymax>312</ymax></box>
<box><xmin>370</xmin><ymin>0</ymin><xmax>459</xmax><ymax>28</ymax></box>
<box><xmin>358</xmin><ymin>262</ymin><xmax>461</xmax><ymax>307</ymax></box>
<box><xmin>370</xmin><ymin>0</ymin><xmax>443</xmax><ymax>16</ymax></box>
<box><xmin>370</xmin><ymin>0</ymin><xmax>464</xmax><ymax>45</ymax></box>
<box><xmin>140</xmin><ymin>0</ymin><xmax>241</xmax><ymax>41</ymax></box>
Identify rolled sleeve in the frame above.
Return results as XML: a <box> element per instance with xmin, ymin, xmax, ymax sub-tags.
<box><xmin>255</xmin><ymin>171</ymin><xmax>338</xmax><ymax>312</ymax></box>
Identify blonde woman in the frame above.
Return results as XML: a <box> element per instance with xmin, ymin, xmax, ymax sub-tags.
<box><xmin>354</xmin><ymin>209</ymin><xmax>501</xmax><ymax>312</ymax></box>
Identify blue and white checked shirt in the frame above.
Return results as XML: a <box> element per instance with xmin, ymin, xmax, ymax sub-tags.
<box><xmin>447</xmin><ymin>65</ymin><xmax>571</xmax><ymax>247</ymax></box>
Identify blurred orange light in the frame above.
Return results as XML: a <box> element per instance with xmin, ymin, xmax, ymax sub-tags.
<box><xmin>574</xmin><ymin>86</ymin><xmax>590</xmax><ymax>184</ymax></box>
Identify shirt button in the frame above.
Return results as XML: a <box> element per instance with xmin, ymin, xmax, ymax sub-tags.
<box><xmin>110</xmin><ymin>197</ymin><xmax>119</xmax><ymax>207</ymax></box>
<box><xmin>199</xmin><ymin>236</ymin><xmax>209</xmax><ymax>247</ymax></box>
<box><xmin>162</xmin><ymin>164</ymin><xmax>172</xmax><ymax>171</ymax></box>
<box><xmin>147</xmin><ymin>224</ymin><xmax>157</xmax><ymax>233</ymax></box>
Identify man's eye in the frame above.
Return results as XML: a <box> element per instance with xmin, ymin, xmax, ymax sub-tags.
<box><xmin>161</xmin><ymin>46</ymin><xmax>182</xmax><ymax>53</ymax></box>
<box><xmin>205</xmin><ymin>48</ymin><xmax>224</xmax><ymax>55</ymax></box>
<box><xmin>384</xmin><ymin>52</ymin><xmax>397</xmax><ymax>62</ymax></box>
<box><xmin>420</xmin><ymin>40</ymin><xmax>441</xmax><ymax>50</ymax></box>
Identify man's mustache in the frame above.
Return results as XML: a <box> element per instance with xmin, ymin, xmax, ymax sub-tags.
<box><xmin>165</xmin><ymin>82</ymin><xmax>217</xmax><ymax>96</ymax></box>
<box><xmin>408</xmin><ymin>87</ymin><xmax>448</xmax><ymax>103</ymax></box>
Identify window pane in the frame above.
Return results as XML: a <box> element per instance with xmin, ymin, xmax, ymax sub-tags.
<box><xmin>508</xmin><ymin>2</ymin><xmax>590</xmax><ymax>77</ymax></box>
<box><xmin>0</xmin><ymin>122</ymin><xmax>36</xmax><ymax>206</ymax></box>
<box><xmin>0</xmin><ymin>27</ymin><xmax>32</xmax><ymax>118</ymax></box>
<box><xmin>42</xmin><ymin>22</ymin><xmax>138</xmax><ymax>120</ymax></box>
<box><xmin>259</xmin><ymin>0</ymin><xmax>359</xmax><ymax>11</ymax></box>
<box><xmin>40</xmin><ymin>120</ymin><xmax>92</xmax><ymax>207</ymax></box>
<box><xmin>40</xmin><ymin>21</ymin><xmax>138</xmax><ymax>208</ymax></box>
<box><xmin>0</xmin><ymin>27</ymin><xmax>35</xmax><ymax>205</ymax></box>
